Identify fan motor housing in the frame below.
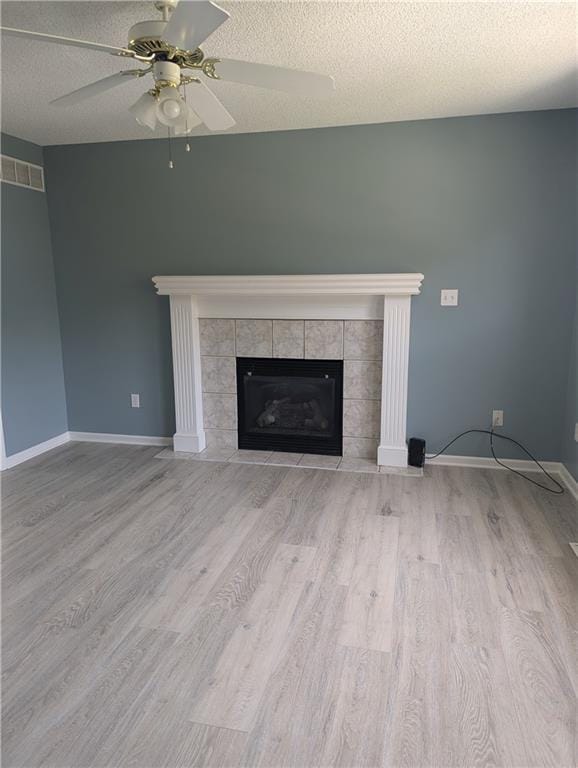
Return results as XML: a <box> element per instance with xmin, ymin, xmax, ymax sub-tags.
<box><xmin>153</xmin><ymin>60</ymin><xmax>181</xmax><ymax>86</ymax></box>
<box><xmin>128</xmin><ymin>20</ymin><xmax>169</xmax><ymax>57</ymax></box>
<box><xmin>127</xmin><ymin>18</ymin><xmax>204</xmax><ymax>65</ymax></box>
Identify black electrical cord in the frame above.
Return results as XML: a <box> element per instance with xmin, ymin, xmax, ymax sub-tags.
<box><xmin>426</xmin><ymin>428</ymin><xmax>565</xmax><ymax>495</ymax></box>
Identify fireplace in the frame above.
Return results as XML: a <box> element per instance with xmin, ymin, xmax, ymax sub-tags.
<box><xmin>154</xmin><ymin>273</ymin><xmax>424</xmax><ymax>466</ymax></box>
<box><xmin>236</xmin><ymin>357</ymin><xmax>343</xmax><ymax>455</ymax></box>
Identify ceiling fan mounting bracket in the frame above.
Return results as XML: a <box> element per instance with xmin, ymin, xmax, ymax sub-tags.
<box><xmin>153</xmin><ymin>0</ymin><xmax>177</xmax><ymax>11</ymax></box>
<box><xmin>199</xmin><ymin>58</ymin><xmax>220</xmax><ymax>80</ymax></box>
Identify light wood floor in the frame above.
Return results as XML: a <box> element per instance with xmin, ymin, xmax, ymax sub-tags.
<box><xmin>2</xmin><ymin>442</ymin><xmax>577</xmax><ymax>768</ymax></box>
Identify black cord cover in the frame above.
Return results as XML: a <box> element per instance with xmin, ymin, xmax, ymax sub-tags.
<box><xmin>426</xmin><ymin>428</ymin><xmax>565</xmax><ymax>495</ymax></box>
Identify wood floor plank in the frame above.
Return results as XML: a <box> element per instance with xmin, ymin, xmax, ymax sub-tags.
<box><xmin>499</xmin><ymin>606</ymin><xmax>576</xmax><ymax>767</ymax></box>
<box><xmin>146</xmin><ymin>498</ymin><xmax>297</xmax><ymax>720</ymax></box>
<box><xmin>239</xmin><ymin>580</ymin><xmax>348</xmax><ymax>768</ymax></box>
<box><xmin>381</xmin><ymin>559</ymin><xmax>450</xmax><ymax>768</ymax></box>
<box><xmin>319</xmin><ymin>646</ymin><xmax>391</xmax><ymax>768</ymax></box>
<box><xmin>338</xmin><ymin>514</ymin><xmax>399</xmax><ymax>652</ymax></box>
<box><xmin>396</xmin><ymin>474</ymin><xmax>440</xmax><ymax>564</ymax></box>
<box><xmin>485</xmin><ymin>550</ymin><xmax>546</xmax><ymax>613</ymax></box>
<box><xmin>444</xmin><ymin>643</ymin><xmax>529</xmax><ymax>767</ymax></box>
<box><xmin>531</xmin><ymin>554</ymin><xmax>578</xmax><ymax>693</ymax></box>
<box><xmin>436</xmin><ymin>513</ymin><xmax>485</xmax><ymax>573</ymax></box>
<box><xmin>189</xmin><ymin>542</ymin><xmax>315</xmax><ymax>731</ymax></box>
<box><xmin>2</xmin><ymin>557</ymin><xmax>173</xmax><ymax>751</ymax></box>
<box><xmin>308</xmin><ymin>476</ymin><xmax>368</xmax><ymax>586</ymax></box>
<box><xmin>442</xmin><ymin>567</ymin><xmax>499</xmax><ymax>648</ymax></box>
<box><xmin>116</xmin><ymin>701</ymin><xmax>247</xmax><ymax>768</ymax></box>
<box><xmin>499</xmin><ymin>475</ymin><xmax>563</xmax><ymax>558</ymax></box>
<box><xmin>5</xmin><ymin>626</ymin><xmax>178</xmax><ymax>768</ymax></box>
<box><xmin>139</xmin><ymin>504</ymin><xmax>265</xmax><ymax>632</ymax></box>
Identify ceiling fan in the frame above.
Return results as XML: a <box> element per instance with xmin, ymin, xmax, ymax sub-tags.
<box><xmin>0</xmin><ymin>0</ymin><xmax>335</xmax><ymax>138</ymax></box>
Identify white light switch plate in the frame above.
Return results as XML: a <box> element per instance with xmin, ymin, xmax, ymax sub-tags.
<box><xmin>131</xmin><ymin>393</ymin><xmax>140</xmax><ymax>408</ymax></box>
<box><xmin>441</xmin><ymin>289</ymin><xmax>459</xmax><ymax>306</ymax></box>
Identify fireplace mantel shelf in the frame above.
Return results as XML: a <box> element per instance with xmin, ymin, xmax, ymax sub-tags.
<box><xmin>154</xmin><ymin>273</ymin><xmax>424</xmax><ymax>468</ymax></box>
<box><xmin>152</xmin><ymin>273</ymin><xmax>424</xmax><ymax>297</ymax></box>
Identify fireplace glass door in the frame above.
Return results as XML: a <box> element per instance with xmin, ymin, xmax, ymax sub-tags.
<box><xmin>236</xmin><ymin>358</ymin><xmax>343</xmax><ymax>455</ymax></box>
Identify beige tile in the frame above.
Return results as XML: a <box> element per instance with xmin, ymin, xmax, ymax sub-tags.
<box><xmin>338</xmin><ymin>457</ymin><xmax>379</xmax><ymax>474</ymax></box>
<box><xmin>196</xmin><ymin>447</ymin><xmax>237</xmax><ymax>461</ymax></box>
<box><xmin>343</xmin><ymin>437</ymin><xmax>379</xmax><ymax>459</ymax></box>
<box><xmin>344</xmin><ymin>320</ymin><xmax>383</xmax><ymax>360</ymax></box>
<box><xmin>236</xmin><ymin>319</ymin><xmax>273</xmax><ymax>357</ymax></box>
<box><xmin>298</xmin><ymin>454</ymin><xmax>341</xmax><ymax>469</ymax></box>
<box><xmin>379</xmin><ymin>465</ymin><xmax>423</xmax><ymax>477</ymax></box>
<box><xmin>267</xmin><ymin>452</ymin><xmax>304</xmax><ymax>466</ymax></box>
<box><xmin>304</xmin><ymin>320</ymin><xmax>344</xmax><ymax>359</ymax></box>
<box><xmin>200</xmin><ymin>319</ymin><xmax>235</xmax><ymax>356</ymax></box>
<box><xmin>343</xmin><ymin>399</ymin><xmax>381</xmax><ymax>438</ymax></box>
<box><xmin>203</xmin><ymin>393</ymin><xmax>237</xmax><ymax>430</ymax></box>
<box><xmin>344</xmin><ymin>360</ymin><xmax>382</xmax><ymax>400</ymax></box>
<box><xmin>228</xmin><ymin>449</ymin><xmax>273</xmax><ymax>464</ymax></box>
<box><xmin>205</xmin><ymin>428</ymin><xmax>237</xmax><ymax>450</ymax></box>
<box><xmin>201</xmin><ymin>356</ymin><xmax>236</xmax><ymax>394</ymax></box>
<box><xmin>273</xmin><ymin>320</ymin><xmax>304</xmax><ymax>359</ymax></box>
<box><xmin>154</xmin><ymin>448</ymin><xmax>198</xmax><ymax>460</ymax></box>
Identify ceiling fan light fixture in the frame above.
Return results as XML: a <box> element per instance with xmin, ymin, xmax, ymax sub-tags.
<box><xmin>155</xmin><ymin>87</ymin><xmax>185</xmax><ymax>126</ymax></box>
<box><xmin>129</xmin><ymin>91</ymin><xmax>158</xmax><ymax>130</ymax></box>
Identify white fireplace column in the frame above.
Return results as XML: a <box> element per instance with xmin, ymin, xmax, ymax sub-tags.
<box><xmin>377</xmin><ymin>295</ymin><xmax>412</xmax><ymax>468</ymax></box>
<box><xmin>169</xmin><ymin>295</ymin><xmax>206</xmax><ymax>453</ymax></box>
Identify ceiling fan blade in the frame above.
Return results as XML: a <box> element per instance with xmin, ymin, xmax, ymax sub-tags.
<box><xmin>186</xmin><ymin>79</ymin><xmax>235</xmax><ymax>131</ymax></box>
<box><xmin>51</xmin><ymin>70</ymin><xmax>144</xmax><ymax>108</ymax></box>
<box><xmin>213</xmin><ymin>59</ymin><xmax>335</xmax><ymax>98</ymax></box>
<box><xmin>163</xmin><ymin>1</ymin><xmax>229</xmax><ymax>52</ymax></box>
<box><xmin>0</xmin><ymin>26</ymin><xmax>137</xmax><ymax>58</ymax></box>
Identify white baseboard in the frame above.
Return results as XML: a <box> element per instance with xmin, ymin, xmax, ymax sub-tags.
<box><xmin>0</xmin><ymin>432</ymin><xmax>70</xmax><ymax>470</ymax></box>
<box><xmin>557</xmin><ymin>463</ymin><xmax>578</xmax><ymax>500</ymax></box>
<box><xmin>69</xmin><ymin>432</ymin><xmax>172</xmax><ymax>447</ymax></box>
<box><xmin>426</xmin><ymin>453</ymin><xmax>562</xmax><ymax>474</ymax></box>
<box><xmin>426</xmin><ymin>453</ymin><xmax>578</xmax><ymax>494</ymax></box>
<box><xmin>1</xmin><ymin>431</ymin><xmax>173</xmax><ymax>470</ymax></box>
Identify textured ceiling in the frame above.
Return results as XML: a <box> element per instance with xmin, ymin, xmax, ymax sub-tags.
<box><xmin>1</xmin><ymin>0</ymin><xmax>576</xmax><ymax>146</ymax></box>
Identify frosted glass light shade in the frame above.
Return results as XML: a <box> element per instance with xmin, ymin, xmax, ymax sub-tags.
<box><xmin>129</xmin><ymin>92</ymin><xmax>157</xmax><ymax>131</ymax></box>
<box><xmin>172</xmin><ymin>106</ymin><xmax>202</xmax><ymax>135</ymax></box>
<box><xmin>156</xmin><ymin>89</ymin><xmax>185</xmax><ymax>127</ymax></box>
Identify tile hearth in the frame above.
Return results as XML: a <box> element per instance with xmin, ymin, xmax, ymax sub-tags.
<box><xmin>155</xmin><ymin>447</ymin><xmax>423</xmax><ymax>476</ymax></box>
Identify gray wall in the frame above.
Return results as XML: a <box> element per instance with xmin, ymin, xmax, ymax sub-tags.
<box><xmin>43</xmin><ymin>109</ymin><xmax>577</xmax><ymax>460</ymax></box>
<box><xmin>1</xmin><ymin>133</ymin><xmax>68</xmax><ymax>455</ymax></box>
<box><xmin>562</xmin><ymin>285</ymin><xmax>577</xmax><ymax>480</ymax></box>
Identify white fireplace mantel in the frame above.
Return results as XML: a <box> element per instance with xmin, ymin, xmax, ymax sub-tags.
<box><xmin>153</xmin><ymin>273</ymin><xmax>424</xmax><ymax>467</ymax></box>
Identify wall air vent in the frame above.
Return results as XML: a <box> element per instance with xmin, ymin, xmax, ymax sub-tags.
<box><xmin>0</xmin><ymin>155</ymin><xmax>45</xmax><ymax>192</ymax></box>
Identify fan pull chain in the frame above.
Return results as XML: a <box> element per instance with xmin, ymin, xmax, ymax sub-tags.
<box><xmin>167</xmin><ymin>128</ymin><xmax>174</xmax><ymax>169</ymax></box>
<box><xmin>183</xmin><ymin>86</ymin><xmax>191</xmax><ymax>152</ymax></box>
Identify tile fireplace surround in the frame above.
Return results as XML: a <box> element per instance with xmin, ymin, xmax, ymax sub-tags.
<box><xmin>153</xmin><ymin>274</ymin><xmax>424</xmax><ymax>468</ymax></box>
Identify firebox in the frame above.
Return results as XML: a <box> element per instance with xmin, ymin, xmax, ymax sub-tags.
<box><xmin>236</xmin><ymin>357</ymin><xmax>343</xmax><ymax>455</ymax></box>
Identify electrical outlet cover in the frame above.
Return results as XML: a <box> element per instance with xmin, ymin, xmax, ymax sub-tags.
<box><xmin>441</xmin><ymin>289</ymin><xmax>458</xmax><ymax>306</ymax></box>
